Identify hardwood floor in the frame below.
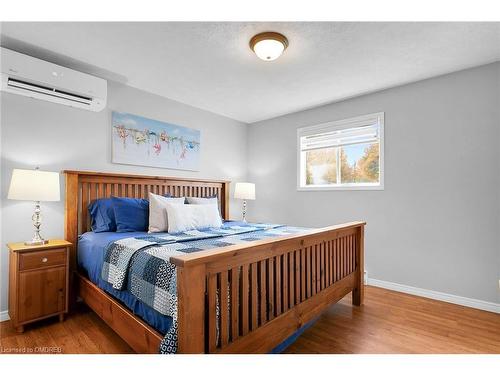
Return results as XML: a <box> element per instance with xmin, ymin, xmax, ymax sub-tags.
<box><xmin>1</xmin><ymin>286</ymin><xmax>499</xmax><ymax>354</ymax></box>
<box><xmin>0</xmin><ymin>303</ymin><xmax>133</xmax><ymax>354</ymax></box>
<box><xmin>285</xmin><ymin>286</ymin><xmax>500</xmax><ymax>354</ymax></box>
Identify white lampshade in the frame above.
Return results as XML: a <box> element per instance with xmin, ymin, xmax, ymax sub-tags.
<box><xmin>234</xmin><ymin>182</ymin><xmax>255</xmax><ymax>200</ymax></box>
<box><xmin>8</xmin><ymin>168</ymin><xmax>60</xmax><ymax>202</ymax></box>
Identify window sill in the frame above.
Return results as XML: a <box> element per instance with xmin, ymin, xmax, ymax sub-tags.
<box><xmin>297</xmin><ymin>184</ymin><xmax>384</xmax><ymax>191</ymax></box>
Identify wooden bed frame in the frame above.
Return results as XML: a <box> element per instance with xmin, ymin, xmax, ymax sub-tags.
<box><xmin>64</xmin><ymin>170</ymin><xmax>365</xmax><ymax>354</ymax></box>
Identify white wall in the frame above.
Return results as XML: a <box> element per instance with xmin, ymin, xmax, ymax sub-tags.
<box><xmin>0</xmin><ymin>81</ymin><xmax>247</xmax><ymax>312</ymax></box>
<box><xmin>247</xmin><ymin>63</ymin><xmax>500</xmax><ymax>304</ymax></box>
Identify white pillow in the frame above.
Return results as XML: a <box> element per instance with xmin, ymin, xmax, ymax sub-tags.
<box><xmin>186</xmin><ymin>196</ymin><xmax>218</xmax><ymax>205</ymax></box>
<box><xmin>148</xmin><ymin>192</ymin><xmax>185</xmax><ymax>233</ymax></box>
<box><xmin>165</xmin><ymin>202</ymin><xmax>222</xmax><ymax>233</ymax></box>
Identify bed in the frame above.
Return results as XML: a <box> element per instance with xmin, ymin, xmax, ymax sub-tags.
<box><xmin>64</xmin><ymin>170</ymin><xmax>365</xmax><ymax>353</ymax></box>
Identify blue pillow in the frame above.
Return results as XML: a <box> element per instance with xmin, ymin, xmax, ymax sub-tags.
<box><xmin>111</xmin><ymin>196</ymin><xmax>149</xmax><ymax>232</ymax></box>
<box><xmin>88</xmin><ymin>198</ymin><xmax>116</xmax><ymax>232</ymax></box>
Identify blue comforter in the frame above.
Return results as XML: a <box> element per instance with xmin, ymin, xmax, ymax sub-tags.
<box><xmin>78</xmin><ymin>231</ymin><xmax>174</xmax><ymax>334</ymax></box>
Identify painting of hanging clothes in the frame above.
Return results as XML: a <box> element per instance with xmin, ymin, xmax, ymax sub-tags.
<box><xmin>111</xmin><ymin>111</ymin><xmax>201</xmax><ymax>171</ymax></box>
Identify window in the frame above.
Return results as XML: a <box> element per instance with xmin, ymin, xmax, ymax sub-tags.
<box><xmin>298</xmin><ymin>112</ymin><xmax>384</xmax><ymax>190</ymax></box>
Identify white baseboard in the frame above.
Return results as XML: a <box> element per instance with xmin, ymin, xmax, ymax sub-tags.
<box><xmin>0</xmin><ymin>310</ymin><xmax>10</xmax><ymax>322</ymax></box>
<box><xmin>367</xmin><ymin>278</ymin><xmax>500</xmax><ymax>314</ymax></box>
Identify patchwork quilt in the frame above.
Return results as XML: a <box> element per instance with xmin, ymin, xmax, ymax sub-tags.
<box><xmin>100</xmin><ymin>221</ymin><xmax>310</xmax><ymax>353</ymax></box>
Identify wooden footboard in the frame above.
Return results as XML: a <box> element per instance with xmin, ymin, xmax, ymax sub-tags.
<box><xmin>171</xmin><ymin>221</ymin><xmax>365</xmax><ymax>354</ymax></box>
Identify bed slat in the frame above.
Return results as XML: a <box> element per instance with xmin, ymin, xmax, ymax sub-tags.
<box><xmin>259</xmin><ymin>260</ymin><xmax>267</xmax><ymax>325</ymax></box>
<box><xmin>231</xmin><ymin>267</ymin><xmax>240</xmax><ymax>342</ymax></box>
<box><xmin>289</xmin><ymin>251</ymin><xmax>295</xmax><ymax>308</ymax></box>
<box><xmin>250</xmin><ymin>263</ymin><xmax>258</xmax><ymax>331</ymax></box>
<box><xmin>282</xmin><ymin>252</ymin><xmax>288</xmax><ymax>312</ymax></box>
<box><xmin>241</xmin><ymin>264</ymin><xmax>249</xmax><ymax>335</ymax></box>
<box><xmin>208</xmin><ymin>273</ymin><xmax>218</xmax><ymax>352</ymax></box>
<box><xmin>275</xmin><ymin>255</ymin><xmax>282</xmax><ymax>315</ymax></box>
<box><xmin>267</xmin><ymin>257</ymin><xmax>275</xmax><ymax>319</ymax></box>
<box><xmin>220</xmin><ymin>271</ymin><xmax>229</xmax><ymax>348</ymax></box>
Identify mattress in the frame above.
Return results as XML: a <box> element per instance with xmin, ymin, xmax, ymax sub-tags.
<box><xmin>77</xmin><ymin>230</ymin><xmax>173</xmax><ymax>334</ymax></box>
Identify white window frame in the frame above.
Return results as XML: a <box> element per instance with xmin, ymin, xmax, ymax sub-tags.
<box><xmin>297</xmin><ymin>112</ymin><xmax>385</xmax><ymax>191</ymax></box>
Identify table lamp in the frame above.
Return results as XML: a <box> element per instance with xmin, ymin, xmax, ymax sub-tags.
<box><xmin>7</xmin><ymin>168</ymin><xmax>60</xmax><ymax>245</ymax></box>
<box><xmin>234</xmin><ymin>182</ymin><xmax>255</xmax><ymax>222</ymax></box>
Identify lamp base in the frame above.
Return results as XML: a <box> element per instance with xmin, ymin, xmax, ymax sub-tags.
<box><xmin>242</xmin><ymin>200</ymin><xmax>247</xmax><ymax>222</ymax></box>
<box><xmin>24</xmin><ymin>239</ymin><xmax>49</xmax><ymax>246</ymax></box>
<box><xmin>27</xmin><ymin>201</ymin><xmax>48</xmax><ymax>246</ymax></box>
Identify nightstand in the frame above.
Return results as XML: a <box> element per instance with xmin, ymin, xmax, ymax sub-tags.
<box><xmin>8</xmin><ymin>239</ymin><xmax>71</xmax><ymax>333</ymax></box>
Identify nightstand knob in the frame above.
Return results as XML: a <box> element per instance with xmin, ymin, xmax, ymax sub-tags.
<box><xmin>41</xmin><ymin>257</ymin><xmax>48</xmax><ymax>263</ymax></box>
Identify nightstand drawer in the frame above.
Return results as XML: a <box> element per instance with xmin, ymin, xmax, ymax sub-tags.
<box><xmin>19</xmin><ymin>248</ymin><xmax>67</xmax><ymax>271</ymax></box>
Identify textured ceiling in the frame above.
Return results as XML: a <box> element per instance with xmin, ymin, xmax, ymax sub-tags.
<box><xmin>1</xmin><ymin>22</ymin><xmax>499</xmax><ymax>123</ymax></box>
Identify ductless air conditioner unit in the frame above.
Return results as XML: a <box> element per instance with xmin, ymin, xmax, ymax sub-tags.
<box><xmin>1</xmin><ymin>48</ymin><xmax>107</xmax><ymax>112</ymax></box>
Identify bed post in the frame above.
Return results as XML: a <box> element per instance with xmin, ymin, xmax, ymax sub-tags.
<box><xmin>176</xmin><ymin>263</ymin><xmax>207</xmax><ymax>353</ymax></box>
<box><xmin>352</xmin><ymin>224</ymin><xmax>365</xmax><ymax>306</ymax></box>
<box><xmin>221</xmin><ymin>181</ymin><xmax>230</xmax><ymax>220</ymax></box>
<box><xmin>64</xmin><ymin>171</ymin><xmax>79</xmax><ymax>309</ymax></box>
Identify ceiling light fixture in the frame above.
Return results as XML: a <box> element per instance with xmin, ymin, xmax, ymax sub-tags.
<box><xmin>249</xmin><ymin>32</ymin><xmax>288</xmax><ymax>61</ymax></box>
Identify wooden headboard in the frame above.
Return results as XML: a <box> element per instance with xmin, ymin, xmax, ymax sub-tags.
<box><xmin>63</xmin><ymin>170</ymin><xmax>230</xmax><ymax>271</ymax></box>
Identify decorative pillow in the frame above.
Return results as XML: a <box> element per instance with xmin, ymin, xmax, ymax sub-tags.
<box><xmin>111</xmin><ymin>196</ymin><xmax>150</xmax><ymax>232</ymax></box>
<box><xmin>186</xmin><ymin>196</ymin><xmax>218</xmax><ymax>205</ymax></box>
<box><xmin>148</xmin><ymin>192</ymin><xmax>185</xmax><ymax>233</ymax></box>
<box><xmin>165</xmin><ymin>202</ymin><xmax>222</xmax><ymax>233</ymax></box>
<box><xmin>88</xmin><ymin>198</ymin><xmax>116</xmax><ymax>232</ymax></box>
